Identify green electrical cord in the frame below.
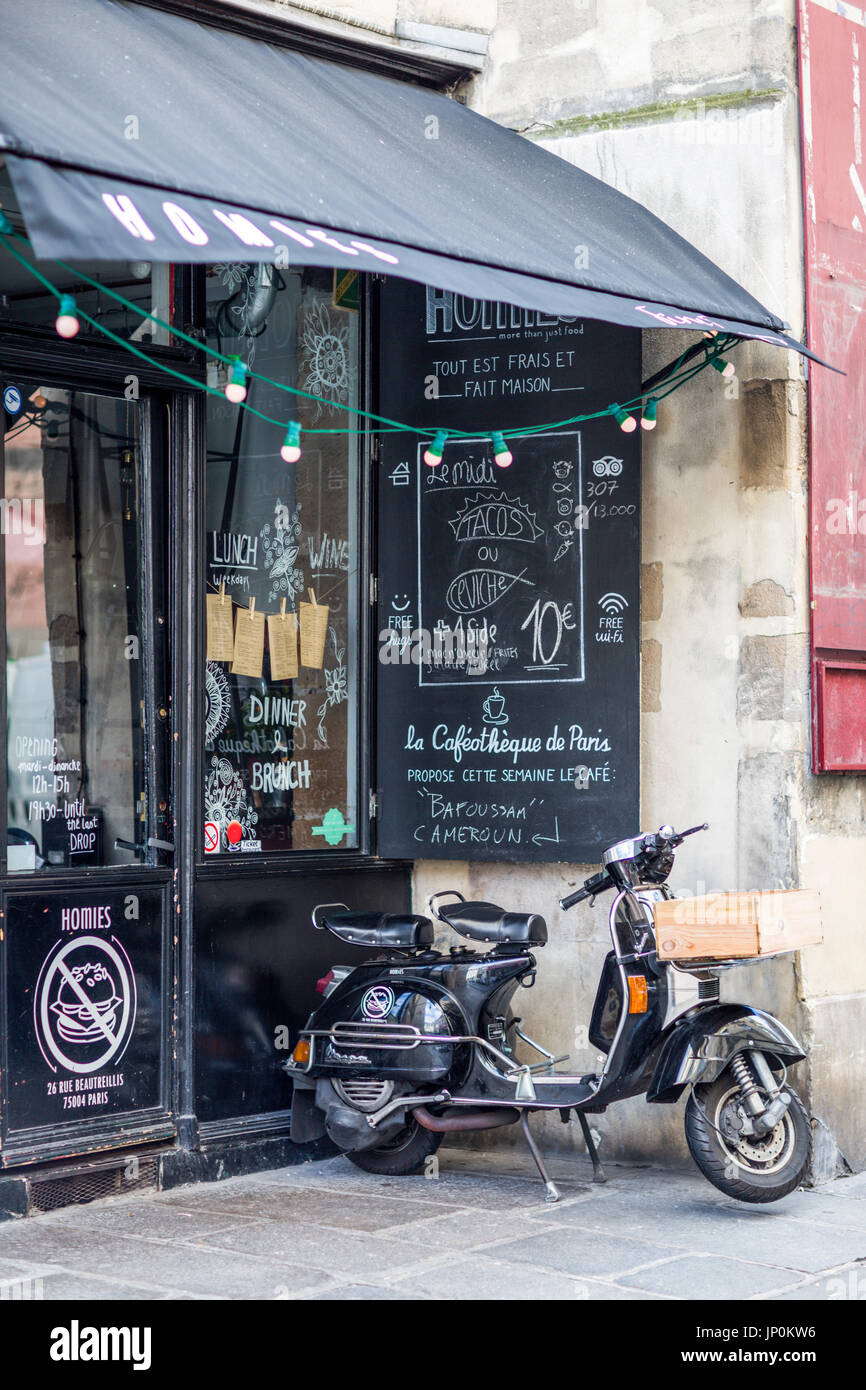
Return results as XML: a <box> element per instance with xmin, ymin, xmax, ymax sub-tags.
<box><xmin>0</xmin><ymin>227</ymin><xmax>741</xmax><ymax>442</ymax></box>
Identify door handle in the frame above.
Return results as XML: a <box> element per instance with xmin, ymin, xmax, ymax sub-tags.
<box><xmin>115</xmin><ymin>836</ymin><xmax>175</xmax><ymax>857</ymax></box>
<box><xmin>115</xmin><ymin>837</ymin><xmax>146</xmax><ymax>860</ymax></box>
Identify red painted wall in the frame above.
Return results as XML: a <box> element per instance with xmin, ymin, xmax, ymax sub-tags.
<box><xmin>799</xmin><ymin>0</ymin><xmax>866</xmax><ymax>771</ymax></box>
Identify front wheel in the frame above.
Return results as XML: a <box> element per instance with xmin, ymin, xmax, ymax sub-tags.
<box><xmin>685</xmin><ymin>1068</ymin><xmax>810</xmax><ymax>1203</ymax></box>
<box><xmin>348</xmin><ymin>1119</ymin><xmax>443</xmax><ymax>1176</ymax></box>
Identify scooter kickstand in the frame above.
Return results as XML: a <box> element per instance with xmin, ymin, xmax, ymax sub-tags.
<box><xmin>577</xmin><ymin>1111</ymin><xmax>607</xmax><ymax>1184</ymax></box>
<box><xmin>519</xmin><ymin>1111</ymin><xmax>560</xmax><ymax>1203</ymax></box>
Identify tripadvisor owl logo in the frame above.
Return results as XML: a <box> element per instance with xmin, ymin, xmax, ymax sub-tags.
<box><xmin>50</xmin><ymin>1321</ymin><xmax>152</xmax><ymax>1370</ymax></box>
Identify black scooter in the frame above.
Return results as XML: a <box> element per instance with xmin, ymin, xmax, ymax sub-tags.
<box><xmin>287</xmin><ymin>824</ymin><xmax>811</xmax><ymax>1203</ymax></box>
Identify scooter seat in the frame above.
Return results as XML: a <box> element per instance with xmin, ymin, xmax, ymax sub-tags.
<box><xmin>436</xmin><ymin>900</ymin><xmax>548</xmax><ymax>947</ymax></box>
<box><xmin>320</xmin><ymin>911</ymin><xmax>434</xmax><ymax>950</ymax></box>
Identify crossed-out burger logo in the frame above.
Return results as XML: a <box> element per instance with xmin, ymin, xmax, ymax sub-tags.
<box><xmin>361</xmin><ymin>985</ymin><xmax>395</xmax><ymax>1020</ymax></box>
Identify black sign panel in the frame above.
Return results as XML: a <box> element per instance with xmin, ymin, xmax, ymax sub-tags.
<box><xmin>376</xmin><ymin>281</ymin><xmax>641</xmax><ymax>862</ymax></box>
<box><xmin>4</xmin><ymin>886</ymin><xmax>165</xmax><ymax>1136</ymax></box>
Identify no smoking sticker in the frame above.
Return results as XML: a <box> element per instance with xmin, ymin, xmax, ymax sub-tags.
<box><xmin>204</xmin><ymin>820</ymin><xmax>220</xmax><ymax>854</ymax></box>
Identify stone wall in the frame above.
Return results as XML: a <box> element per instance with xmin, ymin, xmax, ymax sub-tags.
<box><xmin>425</xmin><ymin>0</ymin><xmax>862</xmax><ymax>1174</ymax></box>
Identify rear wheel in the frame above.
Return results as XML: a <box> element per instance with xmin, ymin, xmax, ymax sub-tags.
<box><xmin>348</xmin><ymin>1120</ymin><xmax>442</xmax><ymax>1176</ymax></box>
<box><xmin>685</xmin><ymin>1067</ymin><xmax>810</xmax><ymax>1203</ymax></box>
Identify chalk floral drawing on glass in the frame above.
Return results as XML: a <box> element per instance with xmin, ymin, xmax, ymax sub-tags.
<box><xmin>204</xmin><ymin>661</ymin><xmax>232</xmax><ymax>747</ymax></box>
<box><xmin>300</xmin><ymin>299</ymin><xmax>350</xmax><ymax>417</ymax></box>
<box><xmin>317</xmin><ymin>626</ymin><xmax>348</xmax><ymax>746</ymax></box>
<box><xmin>260</xmin><ymin>502</ymin><xmax>303</xmax><ymax>607</ymax></box>
<box><xmin>204</xmin><ymin>756</ymin><xmax>258</xmax><ymax>839</ymax></box>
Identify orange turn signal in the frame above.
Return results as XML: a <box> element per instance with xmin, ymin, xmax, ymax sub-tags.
<box><xmin>292</xmin><ymin>1039</ymin><xmax>311</xmax><ymax>1064</ymax></box>
<box><xmin>627</xmin><ymin>976</ymin><xmax>648</xmax><ymax>1014</ymax></box>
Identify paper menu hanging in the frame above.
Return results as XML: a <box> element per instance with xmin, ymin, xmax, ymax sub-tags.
<box><xmin>206</xmin><ymin>587</ymin><xmax>234</xmax><ymax>662</ymax></box>
<box><xmin>268</xmin><ymin>601</ymin><xmax>299</xmax><ymax>681</ymax></box>
<box><xmin>231</xmin><ymin>598</ymin><xmax>265</xmax><ymax>678</ymax></box>
<box><xmin>299</xmin><ymin>588</ymin><xmax>329</xmax><ymax>668</ymax></box>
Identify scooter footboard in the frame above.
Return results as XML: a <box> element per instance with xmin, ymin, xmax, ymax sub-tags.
<box><xmin>647</xmin><ymin>1003</ymin><xmax>806</xmax><ymax>1104</ymax></box>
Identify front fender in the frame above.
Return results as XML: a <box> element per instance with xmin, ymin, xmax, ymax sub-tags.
<box><xmin>647</xmin><ymin>1003</ymin><xmax>806</xmax><ymax>1104</ymax></box>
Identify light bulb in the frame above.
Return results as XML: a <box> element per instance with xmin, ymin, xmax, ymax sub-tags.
<box><xmin>424</xmin><ymin>429</ymin><xmax>447</xmax><ymax>467</ymax></box>
<box><xmin>280</xmin><ymin>421</ymin><xmax>302</xmax><ymax>463</ymax></box>
<box><xmin>491</xmin><ymin>431</ymin><xmax>513</xmax><ymax>468</ymax></box>
<box><xmin>225</xmin><ymin>359</ymin><xmax>248</xmax><ymax>404</ymax></box>
<box><xmin>55</xmin><ymin>294</ymin><xmax>80</xmax><ymax>339</ymax></box>
<box><xmin>612</xmin><ymin>404</ymin><xmax>637</xmax><ymax>433</ymax></box>
<box><xmin>710</xmin><ymin>356</ymin><xmax>735</xmax><ymax>378</ymax></box>
<box><xmin>640</xmin><ymin>399</ymin><xmax>658</xmax><ymax>431</ymax></box>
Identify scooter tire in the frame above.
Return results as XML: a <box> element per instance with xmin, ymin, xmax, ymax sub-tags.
<box><xmin>685</xmin><ymin>1069</ymin><xmax>811</xmax><ymax>1204</ymax></box>
<box><xmin>347</xmin><ymin>1121</ymin><xmax>443</xmax><ymax>1177</ymax></box>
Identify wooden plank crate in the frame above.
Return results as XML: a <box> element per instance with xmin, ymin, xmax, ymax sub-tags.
<box><xmin>654</xmin><ymin>889</ymin><xmax>823</xmax><ymax>962</ymax></box>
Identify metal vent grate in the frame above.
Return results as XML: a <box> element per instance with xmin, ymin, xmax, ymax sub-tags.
<box><xmin>29</xmin><ymin>1157</ymin><xmax>157</xmax><ymax>1214</ymax></box>
<box><xmin>334</xmin><ymin>1078</ymin><xmax>394</xmax><ymax>1113</ymax></box>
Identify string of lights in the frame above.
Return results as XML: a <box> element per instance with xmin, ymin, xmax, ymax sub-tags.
<box><xmin>0</xmin><ymin>220</ymin><xmax>741</xmax><ymax>470</ymax></box>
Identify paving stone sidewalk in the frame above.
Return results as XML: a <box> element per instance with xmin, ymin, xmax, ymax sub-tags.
<box><xmin>1</xmin><ymin>1147</ymin><xmax>864</xmax><ymax>1300</ymax></box>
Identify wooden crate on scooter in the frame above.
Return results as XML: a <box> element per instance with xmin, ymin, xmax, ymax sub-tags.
<box><xmin>653</xmin><ymin>889</ymin><xmax>823</xmax><ymax>962</ymax></box>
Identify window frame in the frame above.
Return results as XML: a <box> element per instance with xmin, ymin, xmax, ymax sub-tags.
<box><xmin>0</xmin><ymin>319</ymin><xmax>190</xmax><ymax>880</ymax></box>
<box><xmin>192</xmin><ymin>266</ymin><xmax>378</xmax><ymax>871</ymax></box>
<box><xmin>0</xmin><ymin>262</ymin><xmax>394</xmax><ymax>876</ymax></box>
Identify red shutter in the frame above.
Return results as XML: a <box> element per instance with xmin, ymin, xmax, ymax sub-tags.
<box><xmin>799</xmin><ymin>0</ymin><xmax>866</xmax><ymax>771</ymax></box>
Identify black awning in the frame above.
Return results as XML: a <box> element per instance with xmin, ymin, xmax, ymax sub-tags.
<box><xmin>0</xmin><ymin>0</ymin><xmax>818</xmax><ymax>359</ymax></box>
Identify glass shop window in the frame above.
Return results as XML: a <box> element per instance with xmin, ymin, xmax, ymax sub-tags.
<box><xmin>0</xmin><ymin>167</ymin><xmax>173</xmax><ymax>344</ymax></box>
<box><xmin>3</xmin><ymin>386</ymin><xmax>147</xmax><ymax>871</ymax></box>
<box><xmin>203</xmin><ymin>264</ymin><xmax>360</xmax><ymax>855</ymax></box>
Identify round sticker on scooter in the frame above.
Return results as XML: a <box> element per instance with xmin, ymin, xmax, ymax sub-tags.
<box><xmin>361</xmin><ymin>985</ymin><xmax>395</xmax><ymax>1021</ymax></box>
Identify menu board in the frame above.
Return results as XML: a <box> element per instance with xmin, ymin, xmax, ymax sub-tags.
<box><xmin>376</xmin><ymin>280</ymin><xmax>641</xmax><ymax>862</ymax></box>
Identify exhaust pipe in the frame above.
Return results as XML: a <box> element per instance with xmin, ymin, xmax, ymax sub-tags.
<box><xmin>413</xmin><ymin>1105</ymin><xmax>520</xmax><ymax>1133</ymax></box>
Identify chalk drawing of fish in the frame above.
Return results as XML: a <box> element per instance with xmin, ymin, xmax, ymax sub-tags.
<box><xmin>446</xmin><ymin>568</ymin><xmax>533</xmax><ymax>615</ymax></box>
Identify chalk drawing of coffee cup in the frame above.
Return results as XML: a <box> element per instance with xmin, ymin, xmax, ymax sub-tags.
<box><xmin>482</xmin><ymin>688</ymin><xmax>508</xmax><ymax>725</ymax></box>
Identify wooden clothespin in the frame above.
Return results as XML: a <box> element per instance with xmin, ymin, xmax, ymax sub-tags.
<box><xmin>249</xmin><ymin>596</ymin><xmax>256</xmax><ymax>620</ymax></box>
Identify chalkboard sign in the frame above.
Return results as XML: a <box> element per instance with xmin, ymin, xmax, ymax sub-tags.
<box><xmin>376</xmin><ymin>280</ymin><xmax>641</xmax><ymax>862</ymax></box>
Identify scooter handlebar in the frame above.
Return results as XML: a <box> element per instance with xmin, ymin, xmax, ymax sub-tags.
<box><xmin>657</xmin><ymin>822</ymin><xmax>709</xmax><ymax>848</ymax></box>
<box><xmin>679</xmin><ymin>821</ymin><xmax>710</xmax><ymax>840</ymax></box>
<box><xmin>559</xmin><ymin>823</ymin><xmax>709</xmax><ymax>910</ymax></box>
<box><xmin>560</xmin><ymin>870</ymin><xmax>612</xmax><ymax>912</ymax></box>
